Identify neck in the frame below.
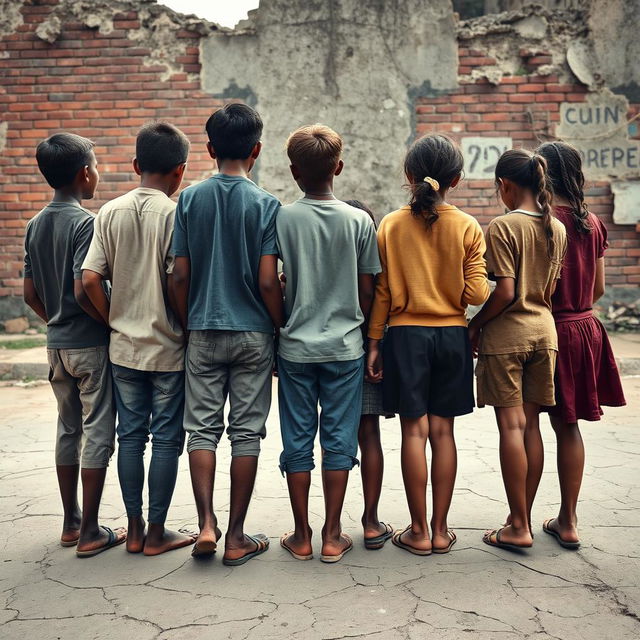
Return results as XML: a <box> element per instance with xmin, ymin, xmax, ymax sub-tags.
<box><xmin>514</xmin><ymin>194</ymin><xmax>541</xmax><ymax>213</ymax></box>
<box><xmin>52</xmin><ymin>189</ymin><xmax>82</xmax><ymax>205</ymax></box>
<box><xmin>140</xmin><ymin>174</ymin><xmax>174</xmax><ymax>196</ymax></box>
<box><xmin>303</xmin><ymin>179</ymin><xmax>335</xmax><ymax>200</ymax></box>
<box><xmin>217</xmin><ymin>159</ymin><xmax>252</xmax><ymax>178</ymax></box>
<box><xmin>553</xmin><ymin>195</ymin><xmax>571</xmax><ymax>208</ymax></box>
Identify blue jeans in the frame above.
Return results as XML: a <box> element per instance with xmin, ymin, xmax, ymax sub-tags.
<box><xmin>277</xmin><ymin>356</ymin><xmax>364</xmax><ymax>473</ymax></box>
<box><xmin>112</xmin><ymin>364</ymin><xmax>185</xmax><ymax>525</ymax></box>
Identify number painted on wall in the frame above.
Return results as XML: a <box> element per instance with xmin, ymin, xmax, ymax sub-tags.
<box><xmin>461</xmin><ymin>137</ymin><xmax>512</xmax><ymax>180</ymax></box>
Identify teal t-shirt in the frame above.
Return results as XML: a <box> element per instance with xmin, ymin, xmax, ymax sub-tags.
<box><xmin>276</xmin><ymin>198</ymin><xmax>381</xmax><ymax>363</ymax></box>
<box><xmin>172</xmin><ymin>174</ymin><xmax>280</xmax><ymax>333</ymax></box>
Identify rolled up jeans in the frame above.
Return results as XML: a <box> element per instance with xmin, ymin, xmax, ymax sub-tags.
<box><xmin>112</xmin><ymin>364</ymin><xmax>185</xmax><ymax>525</ymax></box>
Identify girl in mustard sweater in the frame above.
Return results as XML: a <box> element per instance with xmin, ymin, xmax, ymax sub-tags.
<box><xmin>367</xmin><ymin>134</ymin><xmax>489</xmax><ymax>555</ymax></box>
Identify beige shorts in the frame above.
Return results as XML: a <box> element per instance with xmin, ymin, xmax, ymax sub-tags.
<box><xmin>476</xmin><ymin>349</ymin><xmax>557</xmax><ymax>408</ymax></box>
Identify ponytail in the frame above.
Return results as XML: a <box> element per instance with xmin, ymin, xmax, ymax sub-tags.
<box><xmin>408</xmin><ymin>179</ymin><xmax>440</xmax><ymax>228</ymax></box>
<box><xmin>530</xmin><ymin>155</ymin><xmax>556</xmax><ymax>258</ymax></box>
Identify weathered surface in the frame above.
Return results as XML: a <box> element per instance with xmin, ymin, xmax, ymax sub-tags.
<box><xmin>201</xmin><ymin>0</ymin><xmax>459</xmax><ymax>213</ymax></box>
<box><xmin>0</xmin><ymin>379</ymin><xmax>639</xmax><ymax>639</ymax></box>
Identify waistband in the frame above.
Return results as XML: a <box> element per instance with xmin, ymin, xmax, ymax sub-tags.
<box><xmin>553</xmin><ymin>310</ymin><xmax>593</xmax><ymax>324</ymax></box>
<box><xmin>388</xmin><ymin>312</ymin><xmax>468</xmax><ymax>329</ymax></box>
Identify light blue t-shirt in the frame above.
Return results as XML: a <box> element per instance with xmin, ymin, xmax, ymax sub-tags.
<box><xmin>172</xmin><ymin>174</ymin><xmax>280</xmax><ymax>333</ymax></box>
<box><xmin>276</xmin><ymin>198</ymin><xmax>381</xmax><ymax>363</ymax></box>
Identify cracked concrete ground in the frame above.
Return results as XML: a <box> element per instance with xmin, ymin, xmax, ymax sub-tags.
<box><xmin>0</xmin><ymin>379</ymin><xmax>638</xmax><ymax>639</ymax></box>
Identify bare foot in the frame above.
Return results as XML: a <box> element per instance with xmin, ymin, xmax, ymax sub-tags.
<box><xmin>192</xmin><ymin>524</ymin><xmax>222</xmax><ymax>557</ymax></box>
<box><xmin>362</xmin><ymin>519</ymin><xmax>387</xmax><ymax>540</ymax></box>
<box><xmin>143</xmin><ymin>525</ymin><xmax>197</xmax><ymax>556</ymax></box>
<box><xmin>61</xmin><ymin>511</ymin><xmax>82</xmax><ymax>545</ymax></box>
<box><xmin>544</xmin><ymin>517</ymin><xmax>579</xmax><ymax>544</ymax></box>
<box><xmin>504</xmin><ymin>513</ymin><xmax>533</xmax><ymax>538</ymax></box>
<box><xmin>321</xmin><ymin>529</ymin><xmax>353</xmax><ymax>559</ymax></box>
<box><xmin>223</xmin><ymin>533</ymin><xmax>265</xmax><ymax>562</ymax></box>
<box><xmin>77</xmin><ymin>525</ymin><xmax>127</xmax><ymax>555</ymax></box>
<box><xmin>280</xmin><ymin>529</ymin><xmax>313</xmax><ymax>559</ymax></box>
<box><xmin>431</xmin><ymin>528</ymin><xmax>455</xmax><ymax>551</ymax></box>
<box><xmin>486</xmin><ymin>523</ymin><xmax>532</xmax><ymax>547</ymax></box>
<box><xmin>396</xmin><ymin>526</ymin><xmax>432</xmax><ymax>553</ymax></box>
<box><xmin>126</xmin><ymin>516</ymin><xmax>146</xmax><ymax>553</ymax></box>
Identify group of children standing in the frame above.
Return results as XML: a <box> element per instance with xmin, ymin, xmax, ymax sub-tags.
<box><xmin>23</xmin><ymin>102</ymin><xmax>625</xmax><ymax>565</ymax></box>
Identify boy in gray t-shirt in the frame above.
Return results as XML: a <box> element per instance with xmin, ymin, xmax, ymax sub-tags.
<box><xmin>277</xmin><ymin>124</ymin><xmax>380</xmax><ymax>563</ymax></box>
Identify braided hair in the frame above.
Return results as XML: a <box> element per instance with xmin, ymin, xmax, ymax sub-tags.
<box><xmin>495</xmin><ymin>149</ymin><xmax>556</xmax><ymax>258</ymax></box>
<box><xmin>536</xmin><ymin>141</ymin><xmax>591</xmax><ymax>234</ymax></box>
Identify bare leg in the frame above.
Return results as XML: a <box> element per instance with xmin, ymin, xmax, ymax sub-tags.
<box><xmin>547</xmin><ymin>416</ymin><xmax>583</xmax><ymax>543</ymax></box>
<box><xmin>358</xmin><ymin>415</ymin><xmax>386</xmax><ymax>538</ymax></box>
<box><xmin>223</xmin><ymin>456</ymin><xmax>261</xmax><ymax>561</ymax></box>
<box><xmin>282</xmin><ymin>471</ymin><xmax>313</xmax><ymax>557</ymax></box>
<box><xmin>428</xmin><ymin>415</ymin><xmax>456</xmax><ymax>550</ymax></box>
<box><xmin>492</xmin><ymin>407</ymin><xmax>533</xmax><ymax>546</ymax></box>
<box><xmin>398</xmin><ymin>415</ymin><xmax>432</xmax><ymax>552</ymax></box>
<box><xmin>321</xmin><ymin>469</ymin><xmax>351</xmax><ymax>557</ymax></box>
<box><xmin>56</xmin><ymin>464</ymin><xmax>81</xmax><ymax>543</ymax></box>
<box><xmin>189</xmin><ymin>450</ymin><xmax>222</xmax><ymax>549</ymax></box>
<box><xmin>523</xmin><ymin>402</ymin><xmax>544</xmax><ymax>531</ymax></box>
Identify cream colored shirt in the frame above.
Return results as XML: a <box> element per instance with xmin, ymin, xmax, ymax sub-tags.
<box><xmin>82</xmin><ymin>187</ymin><xmax>184</xmax><ymax>371</ymax></box>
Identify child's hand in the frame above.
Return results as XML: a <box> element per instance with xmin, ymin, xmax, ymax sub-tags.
<box><xmin>468</xmin><ymin>325</ymin><xmax>480</xmax><ymax>358</ymax></box>
<box><xmin>366</xmin><ymin>340</ymin><xmax>383</xmax><ymax>383</ymax></box>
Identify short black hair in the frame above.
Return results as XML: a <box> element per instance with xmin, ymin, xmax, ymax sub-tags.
<box><xmin>35</xmin><ymin>133</ymin><xmax>95</xmax><ymax>189</ymax></box>
<box><xmin>205</xmin><ymin>103</ymin><xmax>262</xmax><ymax>161</ymax></box>
<box><xmin>136</xmin><ymin>122</ymin><xmax>190</xmax><ymax>174</ymax></box>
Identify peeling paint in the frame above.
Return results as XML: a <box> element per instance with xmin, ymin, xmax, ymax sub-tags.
<box><xmin>0</xmin><ymin>0</ymin><xmax>25</xmax><ymax>38</ymax></box>
<box><xmin>0</xmin><ymin>122</ymin><xmax>8</xmax><ymax>153</ymax></box>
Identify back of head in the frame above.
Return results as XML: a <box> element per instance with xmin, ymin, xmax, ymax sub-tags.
<box><xmin>404</xmin><ymin>134</ymin><xmax>463</xmax><ymax>229</ymax></box>
<box><xmin>136</xmin><ymin>122</ymin><xmax>190</xmax><ymax>174</ymax></box>
<box><xmin>536</xmin><ymin>141</ymin><xmax>591</xmax><ymax>234</ymax></box>
<box><xmin>344</xmin><ymin>199</ymin><xmax>376</xmax><ymax>227</ymax></box>
<box><xmin>36</xmin><ymin>132</ymin><xmax>95</xmax><ymax>189</ymax></box>
<box><xmin>495</xmin><ymin>148</ymin><xmax>556</xmax><ymax>256</ymax></box>
<box><xmin>286</xmin><ymin>124</ymin><xmax>343</xmax><ymax>184</ymax></box>
<box><xmin>205</xmin><ymin>103</ymin><xmax>262</xmax><ymax>161</ymax></box>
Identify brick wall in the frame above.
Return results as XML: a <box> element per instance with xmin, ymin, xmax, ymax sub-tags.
<box><xmin>1</xmin><ymin>3</ymin><xmax>639</xmax><ymax>304</ymax></box>
<box><xmin>417</xmin><ymin>48</ymin><xmax>640</xmax><ymax>288</ymax></box>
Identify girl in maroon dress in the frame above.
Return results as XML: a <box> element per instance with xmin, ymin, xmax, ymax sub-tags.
<box><xmin>537</xmin><ymin>141</ymin><xmax>626</xmax><ymax>549</ymax></box>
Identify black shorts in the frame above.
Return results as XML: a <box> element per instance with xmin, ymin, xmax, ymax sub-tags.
<box><xmin>382</xmin><ymin>326</ymin><xmax>474</xmax><ymax>418</ymax></box>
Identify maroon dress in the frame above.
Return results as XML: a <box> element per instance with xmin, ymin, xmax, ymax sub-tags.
<box><xmin>547</xmin><ymin>206</ymin><xmax>625</xmax><ymax>423</ymax></box>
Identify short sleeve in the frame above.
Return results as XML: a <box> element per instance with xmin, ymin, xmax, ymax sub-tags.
<box><xmin>357</xmin><ymin>218</ymin><xmax>381</xmax><ymax>274</ymax></box>
<box><xmin>485</xmin><ymin>221</ymin><xmax>516</xmax><ymax>279</ymax></box>
<box><xmin>81</xmin><ymin>211</ymin><xmax>109</xmax><ymax>277</ymax></box>
<box><xmin>73</xmin><ymin>216</ymin><xmax>96</xmax><ymax>280</ymax></box>
<box><xmin>171</xmin><ymin>191</ymin><xmax>189</xmax><ymax>258</ymax></box>
<box><xmin>593</xmin><ymin>214</ymin><xmax>609</xmax><ymax>258</ymax></box>
<box><xmin>260</xmin><ymin>199</ymin><xmax>279</xmax><ymax>256</ymax></box>
<box><xmin>23</xmin><ymin>223</ymin><xmax>32</xmax><ymax>278</ymax></box>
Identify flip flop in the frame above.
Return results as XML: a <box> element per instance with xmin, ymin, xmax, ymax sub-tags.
<box><xmin>542</xmin><ymin>519</ymin><xmax>580</xmax><ymax>550</ymax></box>
<box><xmin>191</xmin><ymin>537</ymin><xmax>217</xmax><ymax>558</ymax></box>
<box><xmin>391</xmin><ymin>525</ymin><xmax>432</xmax><ymax>556</ymax></box>
<box><xmin>60</xmin><ymin>535</ymin><xmax>80</xmax><ymax>548</ymax></box>
<box><xmin>364</xmin><ymin>522</ymin><xmax>394</xmax><ymax>550</ymax></box>
<box><xmin>432</xmin><ymin>530</ymin><xmax>457</xmax><ymax>554</ymax></box>
<box><xmin>76</xmin><ymin>526</ymin><xmax>127</xmax><ymax>558</ymax></box>
<box><xmin>320</xmin><ymin>533</ymin><xmax>353</xmax><ymax>563</ymax></box>
<box><xmin>222</xmin><ymin>533</ymin><xmax>269</xmax><ymax>566</ymax></box>
<box><xmin>483</xmin><ymin>527</ymin><xmax>532</xmax><ymax>552</ymax></box>
<box><xmin>280</xmin><ymin>531</ymin><xmax>313</xmax><ymax>560</ymax></box>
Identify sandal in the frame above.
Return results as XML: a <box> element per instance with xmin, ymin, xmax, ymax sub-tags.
<box><xmin>432</xmin><ymin>530</ymin><xmax>457</xmax><ymax>554</ymax></box>
<box><xmin>542</xmin><ymin>519</ymin><xmax>580</xmax><ymax>550</ymax></box>
<box><xmin>364</xmin><ymin>522</ymin><xmax>394</xmax><ymax>550</ymax></box>
<box><xmin>391</xmin><ymin>525</ymin><xmax>432</xmax><ymax>556</ymax></box>
<box><xmin>191</xmin><ymin>537</ymin><xmax>217</xmax><ymax>558</ymax></box>
<box><xmin>280</xmin><ymin>531</ymin><xmax>313</xmax><ymax>560</ymax></box>
<box><xmin>483</xmin><ymin>527</ymin><xmax>532</xmax><ymax>552</ymax></box>
<box><xmin>320</xmin><ymin>533</ymin><xmax>353</xmax><ymax>563</ymax></box>
<box><xmin>222</xmin><ymin>533</ymin><xmax>269</xmax><ymax>566</ymax></box>
<box><xmin>76</xmin><ymin>526</ymin><xmax>127</xmax><ymax>558</ymax></box>
<box><xmin>60</xmin><ymin>534</ymin><xmax>80</xmax><ymax>548</ymax></box>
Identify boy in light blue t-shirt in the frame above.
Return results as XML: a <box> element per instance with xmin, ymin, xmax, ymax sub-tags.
<box><xmin>276</xmin><ymin>124</ymin><xmax>380</xmax><ymax>564</ymax></box>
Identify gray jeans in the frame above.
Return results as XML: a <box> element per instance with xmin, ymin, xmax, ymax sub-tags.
<box><xmin>47</xmin><ymin>346</ymin><xmax>116</xmax><ymax>469</ymax></box>
<box><xmin>185</xmin><ymin>330</ymin><xmax>274</xmax><ymax>457</ymax></box>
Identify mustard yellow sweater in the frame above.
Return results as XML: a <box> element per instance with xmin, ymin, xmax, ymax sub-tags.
<box><xmin>368</xmin><ymin>205</ymin><xmax>490</xmax><ymax>339</ymax></box>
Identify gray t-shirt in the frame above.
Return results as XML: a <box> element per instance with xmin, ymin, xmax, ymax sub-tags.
<box><xmin>276</xmin><ymin>198</ymin><xmax>381</xmax><ymax>363</ymax></box>
<box><xmin>24</xmin><ymin>202</ymin><xmax>109</xmax><ymax>349</ymax></box>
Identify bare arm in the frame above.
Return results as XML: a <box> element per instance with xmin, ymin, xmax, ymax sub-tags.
<box><xmin>78</xmin><ymin>273</ymin><xmax>109</xmax><ymax>326</ymax></box>
<box><xmin>468</xmin><ymin>276</ymin><xmax>515</xmax><ymax>355</ymax></box>
<box><xmin>358</xmin><ymin>273</ymin><xmax>375</xmax><ymax>321</ymax></box>
<box><xmin>593</xmin><ymin>256</ymin><xmax>605</xmax><ymax>303</ymax></box>
<box><xmin>258</xmin><ymin>254</ymin><xmax>284</xmax><ymax>332</ymax></box>
<box><xmin>23</xmin><ymin>278</ymin><xmax>48</xmax><ymax>323</ymax></box>
<box><xmin>169</xmin><ymin>256</ymin><xmax>190</xmax><ymax>333</ymax></box>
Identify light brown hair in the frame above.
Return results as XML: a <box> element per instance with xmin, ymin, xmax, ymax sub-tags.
<box><xmin>286</xmin><ymin>124</ymin><xmax>342</xmax><ymax>182</ymax></box>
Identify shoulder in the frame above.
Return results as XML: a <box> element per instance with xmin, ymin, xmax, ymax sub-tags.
<box><xmin>550</xmin><ymin>216</ymin><xmax>567</xmax><ymax>237</ymax></box>
<box><xmin>444</xmin><ymin>205</ymin><xmax>483</xmax><ymax>231</ymax></box>
<box><xmin>487</xmin><ymin>214</ymin><xmax>512</xmax><ymax>234</ymax></box>
<box><xmin>378</xmin><ymin>206</ymin><xmax>411</xmax><ymax>231</ymax></box>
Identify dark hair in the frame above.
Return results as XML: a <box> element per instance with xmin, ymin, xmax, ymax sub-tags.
<box><xmin>344</xmin><ymin>199</ymin><xmax>376</xmax><ymax>228</ymax></box>
<box><xmin>495</xmin><ymin>149</ymin><xmax>556</xmax><ymax>257</ymax></box>
<box><xmin>404</xmin><ymin>134</ymin><xmax>463</xmax><ymax>229</ymax></box>
<box><xmin>205</xmin><ymin>103</ymin><xmax>262</xmax><ymax>161</ymax></box>
<box><xmin>136</xmin><ymin>122</ymin><xmax>190</xmax><ymax>174</ymax></box>
<box><xmin>35</xmin><ymin>133</ymin><xmax>95</xmax><ymax>189</ymax></box>
<box><xmin>536</xmin><ymin>141</ymin><xmax>591</xmax><ymax>235</ymax></box>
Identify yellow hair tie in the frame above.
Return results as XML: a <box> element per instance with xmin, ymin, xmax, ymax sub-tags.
<box><xmin>423</xmin><ymin>176</ymin><xmax>440</xmax><ymax>191</ymax></box>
